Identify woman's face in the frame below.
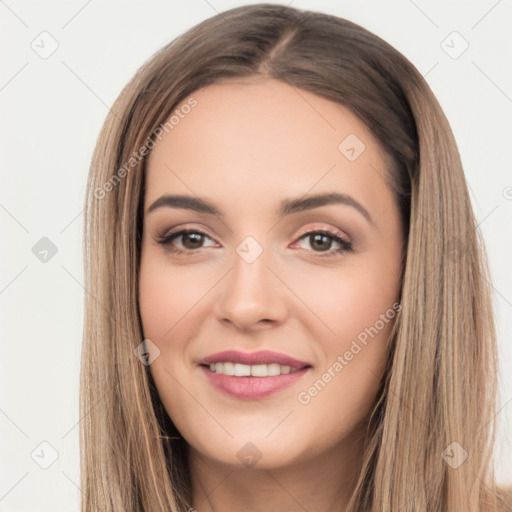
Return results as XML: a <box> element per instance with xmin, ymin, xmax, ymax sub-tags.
<box><xmin>139</xmin><ymin>78</ymin><xmax>404</xmax><ymax>470</ymax></box>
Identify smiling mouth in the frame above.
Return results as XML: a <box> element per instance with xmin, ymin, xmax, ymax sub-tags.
<box><xmin>202</xmin><ymin>362</ymin><xmax>310</xmax><ymax>377</ymax></box>
<box><xmin>198</xmin><ymin>350</ymin><xmax>313</xmax><ymax>399</ymax></box>
<box><xmin>199</xmin><ymin>362</ymin><xmax>312</xmax><ymax>400</ymax></box>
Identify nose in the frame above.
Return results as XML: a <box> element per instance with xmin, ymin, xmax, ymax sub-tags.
<box><xmin>213</xmin><ymin>243</ymin><xmax>289</xmax><ymax>333</ymax></box>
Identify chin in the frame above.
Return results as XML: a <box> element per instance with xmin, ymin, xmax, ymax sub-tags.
<box><xmin>184</xmin><ymin>425</ymin><xmax>316</xmax><ymax>470</ymax></box>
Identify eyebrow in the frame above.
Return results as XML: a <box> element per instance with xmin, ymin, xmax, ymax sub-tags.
<box><xmin>147</xmin><ymin>192</ymin><xmax>374</xmax><ymax>225</ymax></box>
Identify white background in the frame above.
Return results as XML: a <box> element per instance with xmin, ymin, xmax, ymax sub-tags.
<box><xmin>1</xmin><ymin>1</ymin><xmax>511</xmax><ymax>510</ymax></box>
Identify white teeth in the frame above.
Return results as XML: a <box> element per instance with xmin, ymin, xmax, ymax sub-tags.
<box><xmin>208</xmin><ymin>362</ymin><xmax>296</xmax><ymax>376</ymax></box>
<box><xmin>267</xmin><ymin>363</ymin><xmax>281</xmax><ymax>376</ymax></box>
<box><xmin>234</xmin><ymin>363</ymin><xmax>251</xmax><ymax>376</ymax></box>
<box><xmin>223</xmin><ymin>362</ymin><xmax>235</xmax><ymax>375</ymax></box>
<box><xmin>251</xmin><ymin>364</ymin><xmax>267</xmax><ymax>377</ymax></box>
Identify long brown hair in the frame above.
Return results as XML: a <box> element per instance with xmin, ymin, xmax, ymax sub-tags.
<box><xmin>81</xmin><ymin>4</ymin><xmax>511</xmax><ymax>511</ymax></box>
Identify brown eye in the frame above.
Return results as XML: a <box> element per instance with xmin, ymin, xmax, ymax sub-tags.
<box><xmin>156</xmin><ymin>229</ymin><xmax>217</xmax><ymax>254</ymax></box>
<box><xmin>293</xmin><ymin>229</ymin><xmax>353</xmax><ymax>257</ymax></box>
<box><xmin>309</xmin><ymin>233</ymin><xmax>333</xmax><ymax>252</ymax></box>
<box><xmin>180</xmin><ymin>232</ymin><xmax>206</xmax><ymax>249</ymax></box>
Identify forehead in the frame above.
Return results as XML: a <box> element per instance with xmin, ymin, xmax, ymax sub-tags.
<box><xmin>144</xmin><ymin>79</ymin><xmax>392</xmax><ymax>216</ymax></box>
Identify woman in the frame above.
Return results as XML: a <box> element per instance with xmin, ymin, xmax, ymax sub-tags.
<box><xmin>81</xmin><ymin>3</ymin><xmax>512</xmax><ymax>511</ymax></box>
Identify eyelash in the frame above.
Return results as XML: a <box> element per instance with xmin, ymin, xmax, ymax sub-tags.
<box><xmin>155</xmin><ymin>228</ymin><xmax>353</xmax><ymax>258</ymax></box>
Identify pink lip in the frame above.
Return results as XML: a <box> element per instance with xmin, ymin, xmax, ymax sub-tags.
<box><xmin>199</xmin><ymin>350</ymin><xmax>310</xmax><ymax>368</ymax></box>
<box><xmin>201</xmin><ymin>366</ymin><xmax>310</xmax><ymax>400</ymax></box>
<box><xmin>198</xmin><ymin>350</ymin><xmax>312</xmax><ymax>400</ymax></box>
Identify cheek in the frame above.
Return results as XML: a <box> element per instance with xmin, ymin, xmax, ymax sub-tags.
<box><xmin>138</xmin><ymin>253</ymin><xmax>212</xmax><ymax>341</ymax></box>
<box><xmin>290</xmin><ymin>256</ymin><xmax>400</xmax><ymax>437</ymax></box>
<box><xmin>138</xmin><ymin>257</ymin><xmax>207</xmax><ymax>430</ymax></box>
<box><xmin>284</xmin><ymin>256</ymin><xmax>401</xmax><ymax>346</ymax></box>
<box><xmin>293</xmin><ymin>276</ymin><xmax>397</xmax><ymax>447</ymax></box>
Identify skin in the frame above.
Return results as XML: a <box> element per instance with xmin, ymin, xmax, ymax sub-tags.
<box><xmin>138</xmin><ymin>78</ymin><xmax>404</xmax><ymax>512</ymax></box>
